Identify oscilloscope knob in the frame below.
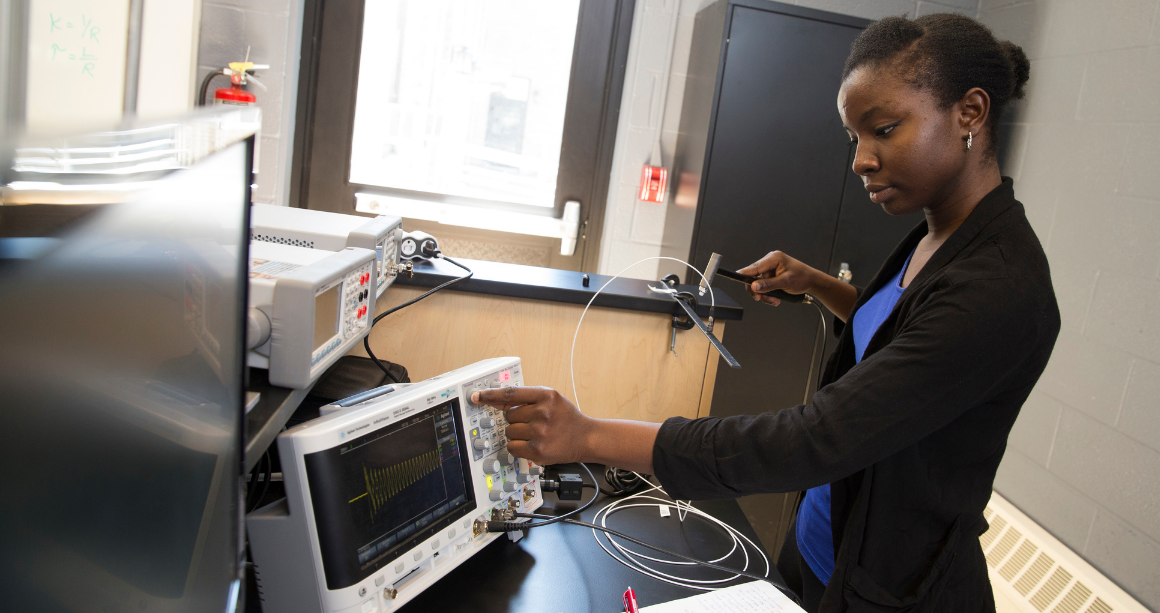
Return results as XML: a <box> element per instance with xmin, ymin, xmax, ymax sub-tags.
<box><xmin>503</xmin><ymin>482</ymin><xmax>519</xmax><ymax>492</ymax></box>
<box><xmin>473</xmin><ymin>438</ymin><xmax>491</xmax><ymax>451</ymax></box>
<box><xmin>483</xmin><ymin>460</ymin><xmax>501</xmax><ymax>474</ymax></box>
<box><xmin>479</xmin><ymin>416</ymin><xmax>496</xmax><ymax>428</ymax></box>
<box><xmin>489</xmin><ymin>491</ymin><xmax>503</xmax><ymax>501</ymax></box>
<box><xmin>516</xmin><ymin>474</ymin><xmax>531</xmax><ymax>484</ymax></box>
<box><xmin>498</xmin><ymin>451</ymin><xmax>515</xmax><ymax>465</ymax></box>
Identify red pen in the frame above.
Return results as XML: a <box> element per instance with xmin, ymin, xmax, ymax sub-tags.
<box><xmin>623</xmin><ymin>587</ymin><xmax>639</xmax><ymax>613</ymax></box>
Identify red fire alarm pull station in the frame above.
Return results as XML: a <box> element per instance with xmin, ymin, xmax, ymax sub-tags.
<box><xmin>639</xmin><ymin>164</ymin><xmax>668</xmax><ymax>203</ymax></box>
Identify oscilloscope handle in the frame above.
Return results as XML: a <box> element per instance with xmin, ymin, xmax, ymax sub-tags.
<box><xmin>320</xmin><ymin>383</ymin><xmax>414</xmax><ymax>416</ymax></box>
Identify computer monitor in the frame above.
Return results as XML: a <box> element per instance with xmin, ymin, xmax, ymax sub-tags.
<box><xmin>0</xmin><ymin>115</ymin><xmax>253</xmax><ymax>612</ymax></box>
<box><xmin>248</xmin><ymin>357</ymin><xmax>544</xmax><ymax>613</ymax></box>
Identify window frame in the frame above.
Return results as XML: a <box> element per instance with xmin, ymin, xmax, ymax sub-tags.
<box><xmin>290</xmin><ymin>0</ymin><xmax>635</xmax><ymax>271</ymax></box>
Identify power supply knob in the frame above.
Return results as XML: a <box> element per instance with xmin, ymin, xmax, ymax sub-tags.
<box><xmin>517</xmin><ymin>474</ymin><xmax>532</xmax><ymax>484</ymax></box>
<box><xmin>498</xmin><ymin>451</ymin><xmax>515</xmax><ymax>465</ymax></box>
<box><xmin>473</xmin><ymin>438</ymin><xmax>491</xmax><ymax>451</ymax></box>
<box><xmin>483</xmin><ymin>460</ymin><xmax>501</xmax><ymax>474</ymax></box>
<box><xmin>479</xmin><ymin>416</ymin><xmax>496</xmax><ymax>428</ymax></box>
<box><xmin>503</xmin><ymin>482</ymin><xmax>519</xmax><ymax>492</ymax></box>
<box><xmin>489</xmin><ymin>491</ymin><xmax>503</xmax><ymax>501</ymax></box>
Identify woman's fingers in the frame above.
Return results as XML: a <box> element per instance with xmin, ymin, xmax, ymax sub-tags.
<box><xmin>473</xmin><ymin>386</ymin><xmax>592</xmax><ymax>466</ymax></box>
<box><xmin>472</xmin><ymin>386</ymin><xmax>551</xmax><ymax>410</ymax></box>
<box><xmin>503</xmin><ymin>421</ymin><xmax>533</xmax><ymax>441</ymax></box>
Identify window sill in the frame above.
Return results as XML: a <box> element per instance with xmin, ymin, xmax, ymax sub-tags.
<box><xmin>355</xmin><ymin>193</ymin><xmax>581</xmax><ymax>255</ymax></box>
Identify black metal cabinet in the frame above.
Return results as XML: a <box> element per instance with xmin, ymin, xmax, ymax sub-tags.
<box><xmin>671</xmin><ymin>0</ymin><xmax>923</xmax><ymax>554</ymax></box>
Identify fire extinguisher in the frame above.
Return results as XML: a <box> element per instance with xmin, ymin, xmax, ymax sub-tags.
<box><xmin>198</xmin><ymin>58</ymin><xmax>268</xmax><ymax>106</ymax></box>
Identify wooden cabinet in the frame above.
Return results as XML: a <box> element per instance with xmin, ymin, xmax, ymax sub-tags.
<box><xmin>348</xmin><ymin>254</ymin><xmax>745</xmax><ymax>425</ymax></box>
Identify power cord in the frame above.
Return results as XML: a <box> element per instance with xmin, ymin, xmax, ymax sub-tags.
<box><xmin>802</xmin><ymin>300</ymin><xmax>829</xmax><ymax>404</ymax></box>
<box><xmin>497</xmin><ymin>462</ymin><xmax>600</xmax><ymax>530</ymax></box>
<box><xmin>501</xmin><ymin>514</ymin><xmax>798</xmax><ymax>605</ymax></box>
<box><xmin>484</xmin><ymin>465</ymin><xmax>799</xmax><ymax>605</ymax></box>
<box><xmin>245</xmin><ymin>450</ymin><xmax>272</xmax><ymax>513</ymax></box>
<box><xmin>363</xmin><ymin>253</ymin><xmax>472</xmax><ymax>377</ymax></box>
<box><xmin>600</xmin><ymin>466</ymin><xmax>653</xmax><ymax>497</ymax></box>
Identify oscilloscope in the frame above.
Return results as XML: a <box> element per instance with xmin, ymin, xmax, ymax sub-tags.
<box><xmin>247</xmin><ymin>357</ymin><xmax>544</xmax><ymax>613</ymax></box>
<box><xmin>250</xmin><ymin>204</ymin><xmax>404</xmax><ymax>299</ymax></box>
<box><xmin>247</xmin><ymin>242</ymin><xmax>378</xmax><ymax>388</ymax></box>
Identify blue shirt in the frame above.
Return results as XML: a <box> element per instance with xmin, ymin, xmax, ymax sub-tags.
<box><xmin>796</xmin><ymin>249</ymin><xmax>914</xmax><ymax>585</ymax></box>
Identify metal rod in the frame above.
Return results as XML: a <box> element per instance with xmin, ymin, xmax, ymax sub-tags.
<box><xmin>670</xmin><ymin>296</ymin><xmax>740</xmax><ymax>369</ymax></box>
<box><xmin>123</xmin><ymin>0</ymin><xmax>145</xmax><ymax>115</ymax></box>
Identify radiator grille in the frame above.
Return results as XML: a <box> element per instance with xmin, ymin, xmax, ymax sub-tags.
<box><xmin>1001</xmin><ymin>540</ymin><xmax>1039</xmax><ymax>581</ymax></box>
<box><xmin>987</xmin><ymin>526</ymin><xmax>1023</xmax><ymax>567</ymax></box>
<box><xmin>980</xmin><ymin>493</ymin><xmax>1146</xmax><ymax>613</ymax></box>
<box><xmin>1053</xmin><ymin>582</ymin><xmax>1092</xmax><ymax>613</ymax></box>
<box><xmin>1031</xmin><ymin>567</ymin><xmax>1073</xmax><ymax>611</ymax></box>
<box><xmin>1086</xmin><ymin>598</ymin><xmax>1113</xmax><ymax>613</ymax></box>
<box><xmin>1014</xmin><ymin>553</ymin><xmax>1055</xmax><ymax>596</ymax></box>
<box><xmin>981</xmin><ymin>515</ymin><xmax>1007</xmax><ymax>550</ymax></box>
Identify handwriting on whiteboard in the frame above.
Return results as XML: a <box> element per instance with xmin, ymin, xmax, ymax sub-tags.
<box><xmin>46</xmin><ymin>11</ymin><xmax>103</xmax><ymax>76</ymax></box>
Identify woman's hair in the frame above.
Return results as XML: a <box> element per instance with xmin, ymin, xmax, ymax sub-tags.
<box><xmin>842</xmin><ymin>13</ymin><xmax>1030</xmax><ymax>155</ymax></box>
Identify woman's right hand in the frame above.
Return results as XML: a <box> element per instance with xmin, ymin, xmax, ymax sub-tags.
<box><xmin>737</xmin><ymin>251</ymin><xmax>820</xmax><ymax>306</ymax></box>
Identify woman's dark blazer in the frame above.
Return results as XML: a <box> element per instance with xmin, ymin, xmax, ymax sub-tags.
<box><xmin>652</xmin><ymin>178</ymin><xmax>1060</xmax><ymax>613</ymax></box>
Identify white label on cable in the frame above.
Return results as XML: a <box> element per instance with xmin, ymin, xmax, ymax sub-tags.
<box><xmin>659</xmin><ymin>505</ymin><xmax>671</xmax><ymax>518</ymax></box>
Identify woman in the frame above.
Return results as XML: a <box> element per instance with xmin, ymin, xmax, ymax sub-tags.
<box><xmin>474</xmin><ymin>14</ymin><xmax>1058</xmax><ymax>613</ymax></box>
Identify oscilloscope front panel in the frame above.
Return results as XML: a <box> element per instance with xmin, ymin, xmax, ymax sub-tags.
<box><xmin>250</xmin><ymin>357</ymin><xmax>542</xmax><ymax>613</ymax></box>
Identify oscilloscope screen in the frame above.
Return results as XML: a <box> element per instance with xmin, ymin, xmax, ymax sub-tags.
<box><xmin>304</xmin><ymin>399</ymin><xmax>475</xmax><ymax>590</ymax></box>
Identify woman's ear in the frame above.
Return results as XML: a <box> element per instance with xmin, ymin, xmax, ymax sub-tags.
<box><xmin>958</xmin><ymin>86</ymin><xmax>991</xmax><ymax>141</ymax></box>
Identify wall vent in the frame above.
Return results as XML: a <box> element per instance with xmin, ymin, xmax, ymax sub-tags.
<box><xmin>982</xmin><ymin>492</ymin><xmax>1148</xmax><ymax>613</ymax></box>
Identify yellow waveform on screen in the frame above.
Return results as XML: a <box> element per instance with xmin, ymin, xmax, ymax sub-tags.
<box><xmin>355</xmin><ymin>450</ymin><xmax>441</xmax><ymax>514</ymax></box>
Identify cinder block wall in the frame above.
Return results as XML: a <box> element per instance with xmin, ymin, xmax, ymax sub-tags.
<box><xmin>977</xmin><ymin>0</ymin><xmax>1160</xmax><ymax>608</ymax></box>
<box><xmin>197</xmin><ymin>0</ymin><xmax>303</xmax><ymax>206</ymax></box>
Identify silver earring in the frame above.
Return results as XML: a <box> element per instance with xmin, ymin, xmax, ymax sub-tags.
<box><xmin>967</xmin><ymin>131</ymin><xmax>973</xmax><ymax>151</ymax></box>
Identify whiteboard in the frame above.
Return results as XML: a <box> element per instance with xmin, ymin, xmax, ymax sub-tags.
<box><xmin>26</xmin><ymin>0</ymin><xmax>130</xmax><ymax>131</ymax></box>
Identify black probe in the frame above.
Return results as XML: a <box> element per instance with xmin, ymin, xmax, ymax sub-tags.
<box><xmin>715</xmin><ymin>268</ymin><xmax>810</xmax><ymax>304</ymax></box>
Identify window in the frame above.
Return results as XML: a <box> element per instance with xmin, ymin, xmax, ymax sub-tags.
<box><xmin>293</xmin><ymin>0</ymin><xmax>633</xmax><ymax>270</ymax></box>
<box><xmin>349</xmin><ymin>0</ymin><xmax>581</xmax><ymax>210</ymax></box>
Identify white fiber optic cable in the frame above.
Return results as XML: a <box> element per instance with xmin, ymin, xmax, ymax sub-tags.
<box><xmin>568</xmin><ymin>258</ymin><xmax>768</xmax><ymax>591</ymax></box>
<box><xmin>588</xmin><ymin>479</ymin><xmax>771</xmax><ymax>591</ymax></box>
<box><xmin>570</xmin><ymin>257</ymin><xmax>716</xmax><ymax>414</ymax></box>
